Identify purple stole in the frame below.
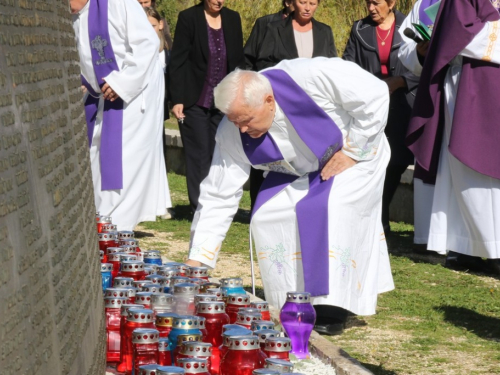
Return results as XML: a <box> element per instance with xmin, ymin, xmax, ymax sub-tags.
<box><xmin>81</xmin><ymin>0</ymin><xmax>124</xmax><ymax>190</ymax></box>
<box><xmin>407</xmin><ymin>0</ymin><xmax>500</xmax><ymax>181</ymax></box>
<box><xmin>241</xmin><ymin>69</ymin><xmax>343</xmax><ymax>297</ymax></box>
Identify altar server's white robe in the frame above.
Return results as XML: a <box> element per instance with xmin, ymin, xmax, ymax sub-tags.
<box><xmin>73</xmin><ymin>0</ymin><xmax>171</xmax><ymax>231</ymax></box>
<box><xmin>399</xmin><ymin>6</ymin><xmax>500</xmax><ymax>258</ymax></box>
<box><xmin>188</xmin><ymin>58</ymin><xmax>394</xmax><ymax>315</ymax></box>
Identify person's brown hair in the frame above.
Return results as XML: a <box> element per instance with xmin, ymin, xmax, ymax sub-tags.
<box><xmin>144</xmin><ymin>7</ymin><xmax>167</xmax><ymax>51</ymax></box>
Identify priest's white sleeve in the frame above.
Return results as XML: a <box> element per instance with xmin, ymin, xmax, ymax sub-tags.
<box><xmin>398</xmin><ymin>0</ymin><xmax>424</xmax><ymax>76</ymax></box>
<box><xmin>188</xmin><ymin>119</ymin><xmax>252</xmax><ymax>269</ymax></box>
<box><xmin>460</xmin><ymin>20</ymin><xmax>500</xmax><ymax>64</ymax></box>
<box><xmin>103</xmin><ymin>0</ymin><xmax>160</xmax><ymax>103</ymax></box>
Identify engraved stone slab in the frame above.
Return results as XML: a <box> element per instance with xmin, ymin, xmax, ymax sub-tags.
<box><xmin>0</xmin><ymin>0</ymin><xmax>105</xmax><ymax>374</ymax></box>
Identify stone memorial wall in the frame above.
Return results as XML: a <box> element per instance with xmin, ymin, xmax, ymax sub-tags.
<box><xmin>0</xmin><ymin>0</ymin><xmax>106</xmax><ymax>374</ymax></box>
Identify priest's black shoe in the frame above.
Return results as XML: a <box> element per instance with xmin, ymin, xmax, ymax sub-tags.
<box><xmin>445</xmin><ymin>251</ymin><xmax>488</xmax><ymax>273</ymax></box>
<box><xmin>314</xmin><ymin>317</ymin><xmax>345</xmax><ymax>336</ymax></box>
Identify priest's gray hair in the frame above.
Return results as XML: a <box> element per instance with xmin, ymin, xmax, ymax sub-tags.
<box><xmin>214</xmin><ymin>69</ymin><xmax>273</xmax><ymax>114</ymax></box>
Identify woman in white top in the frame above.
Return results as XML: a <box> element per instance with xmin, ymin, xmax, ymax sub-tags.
<box><xmin>256</xmin><ymin>0</ymin><xmax>337</xmax><ymax>70</ymax></box>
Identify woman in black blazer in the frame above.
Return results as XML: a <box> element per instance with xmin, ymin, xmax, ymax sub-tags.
<box><xmin>256</xmin><ymin>0</ymin><xmax>337</xmax><ymax>70</ymax></box>
<box><xmin>342</xmin><ymin>0</ymin><xmax>419</xmax><ymax>234</ymax></box>
<box><xmin>168</xmin><ymin>0</ymin><xmax>244</xmax><ymax>214</ymax></box>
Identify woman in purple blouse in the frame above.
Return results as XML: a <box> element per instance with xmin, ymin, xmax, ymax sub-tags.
<box><xmin>168</xmin><ymin>0</ymin><xmax>244</xmax><ymax>214</ymax></box>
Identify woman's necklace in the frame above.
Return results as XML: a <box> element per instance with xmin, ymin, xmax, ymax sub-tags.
<box><xmin>376</xmin><ymin>23</ymin><xmax>393</xmax><ymax>46</ymax></box>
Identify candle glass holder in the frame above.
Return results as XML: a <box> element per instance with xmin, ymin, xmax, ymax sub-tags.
<box><xmin>279</xmin><ymin>292</ymin><xmax>315</xmax><ymax>360</ymax></box>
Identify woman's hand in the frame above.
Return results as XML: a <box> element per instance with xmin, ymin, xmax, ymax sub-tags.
<box><xmin>383</xmin><ymin>76</ymin><xmax>406</xmax><ymax>95</ymax></box>
<box><xmin>320</xmin><ymin>151</ymin><xmax>357</xmax><ymax>181</ymax></box>
<box><xmin>172</xmin><ymin>104</ymin><xmax>185</xmax><ymax>122</ymax></box>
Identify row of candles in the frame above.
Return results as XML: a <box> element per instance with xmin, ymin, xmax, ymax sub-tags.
<box><xmin>97</xmin><ymin>214</ymin><xmax>317</xmax><ymax>375</ymax></box>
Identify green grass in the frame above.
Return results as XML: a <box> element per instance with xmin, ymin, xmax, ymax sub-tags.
<box><xmin>329</xmin><ymin>223</ymin><xmax>500</xmax><ymax>374</ymax></box>
<box><xmin>142</xmin><ymin>173</ymin><xmax>500</xmax><ymax>374</ymax></box>
<box><xmin>164</xmin><ymin>117</ymin><xmax>179</xmax><ymax>131</ymax></box>
<box><xmin>141</xmin><ymin>172</ymin><xmax>252</xmax><ymax>252</ymax></box>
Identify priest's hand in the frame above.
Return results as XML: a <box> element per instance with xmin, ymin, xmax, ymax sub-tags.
<box><xmin>321</xmin><ymin>151</ymin><xmax>357</xmax><ymax>181</ymax></box>
<box><xmin>173</xmin><ymin>104</ymin><xmax>186</xmax><ymax>123</ymax></box>
<box><xmin>101</xmin><ymin>82</ymin><xmax>119</xmax><ymax>101</ymax></box>
<box><xmin>185</xmin><ymin>259</ymin><xmax>202</xmax><ymax>268</ymax></box>
<box><xmin>417</xmin><ymin>41</ymin><xmax>429</xmax><ymax>58</ymax></box>
<box><xmin>416</xmin><ymin>41</ymin><xmax>429</xmax><ymax>66</ymax></box>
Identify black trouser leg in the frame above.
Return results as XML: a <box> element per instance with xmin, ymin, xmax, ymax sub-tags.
<box><xmin>250</xmin><ymin>168</ymin><xmax>265</xmax><ymax>211</ymax></box>
<box><xmin>179</xmin><ymin>105</ymin><xmax>223</xmax><ymax>213</ymax></box>
<box><xmin>382</xmin><ymin>164</ymin><xmax>409</xmax><ymax>230</ymax></box>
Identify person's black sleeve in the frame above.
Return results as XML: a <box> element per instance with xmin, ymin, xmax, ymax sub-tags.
<box><xmin>342</xmin><ymin>24</ymin><xmax>357</xmax><ymax>62</ymax></box>
<box><xmin>167</xmin><ymin>11</ymin><xmax>192</xmax><ymax>106</ymax></box>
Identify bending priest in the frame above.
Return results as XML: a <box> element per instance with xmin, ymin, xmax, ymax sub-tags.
<box><xmin>185</xmin><ymin>57</ymin><xmax>395</xmax><ymax>333</ymax></box>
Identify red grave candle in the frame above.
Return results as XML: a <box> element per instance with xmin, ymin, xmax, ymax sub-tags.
<box><xmin>105</xmin><ymin>297</ymin><xmax>128</xmax><ymax>363</ymax></box>
<box><xmin>96</xmin><ymin>214</ymin><xmax>112</xmax><ymax>233</ymax></box>
<box><xmin>263</xmin><ymin>337</ymin><xmax>291</xmax><ymax>361</ymax></box>
<box><xmin>116</xmin><ymin>308</ymin><xmax>155</xmax><ymax>374</ymax></box>
<box><xmin>250</xmin><ymin>301</ymin><xmax>271</xmax><ymax>321</ymax></box>
<box><xmin>132</xmin><ymin>328</ymin><xmax>160</xmax><ymax>375</ymax></box>
<box><xmin>177</xmin><ymin>358</ymin><xmax>211</xmax><ymax>375</ymax></box>
<box><xmin>235</xmin><ymin>311</ymin><xmax>262</xmax><ymax>330</ymax></box>
<box><xmin>176</xmin><ymin>341</ymin><xmax>212</xmax><ymax>370</ymax></box>
<box><xmin>158</xmin><ymin>337</ymin><xmax>173</xmax><ymax>366</ymax></box>
<box><xmin>172</xmin><ymin>334</ymin><xmax>202</xmax><ymax>364</ymax></box>
<box><xmin>99</xmin><ymin>232</ymin><xmax>119</xmax><ymax>252</ymax></box>
<box><xmin>118</xmin><ymin>260</ymin><xmax>146</xmax><ymax>281</ymax></box>
<box><xmin>220</xmin><ymin>335</ymin><xmax>267</xmax><ymax>375</ymax></box>
<box><xmin>226</xmin><ymin>294</ymin><xmax>250</xmax><ymax>324</ymax></box>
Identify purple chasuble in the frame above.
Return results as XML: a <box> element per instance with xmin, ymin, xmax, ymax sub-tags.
<box><xmin>241</xmin><ymin>69</ymin><xmax>343</xmax><ymax>297</ymax></box>
<box><xmin>419</xmin><ymin>0</ymin><xmax>441</xmax><ymax>28</ymax></box>
<box><xmin>407</xmin><ymin>0</ymin><xmax>500</xmax><ymax>181</ymax></box>
<box><xmin>82</xmin><ymin>0</ymin><xmax>124</xmax><ymax>190</ymax></box>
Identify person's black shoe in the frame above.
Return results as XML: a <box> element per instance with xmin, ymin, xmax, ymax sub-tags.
<box><xmin>314</xmin><ymin>317</ymin><xmax>345</xmax><ymax>336</ymax></box>
<box><xmin>314</xmin><ymin>322</ymin><xmax>344</xmax><ymax>336</ymax></box>
<box><xmin>486</xmin><ymin>258</ymin><xmax>500</xmax><ymax>276</ymax></box>
<box><xmin>412</xmin><ymin>243</ymin><xmax>429</xmax><ymax>255</ymax></box>
<box><xmin>445</xmin><ymin>251</ymin><xmax>488</xmax><ymax>273</ymax></box>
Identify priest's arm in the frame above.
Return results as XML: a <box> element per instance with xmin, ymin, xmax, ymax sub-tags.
<box><xmin>101</xmin><ymin>0</ymin><xmax>160</xmax><ymax>103</ymax></box>
<box><xmin>399</xmin><ymin>1</ymin><xmax>500</xmax><ymax>75</ymax></box>
<box><xmin>187</xmin><ymin>121</ymin><xmax>251</xmax><ymax>268</ymax></box>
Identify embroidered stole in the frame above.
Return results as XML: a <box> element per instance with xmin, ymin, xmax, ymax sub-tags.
<box><xmin>241</xmin><ymin>69</ymin><xmax>343</xmax><ymax>297</ymax></box>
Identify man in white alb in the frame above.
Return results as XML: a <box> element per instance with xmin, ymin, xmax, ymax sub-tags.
<box><xmin>185</xmin><ymin>57</ymin><xmax>395</xmax><ymax>333</ymax></box>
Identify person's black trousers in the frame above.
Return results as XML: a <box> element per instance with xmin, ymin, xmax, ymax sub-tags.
<box><xmin>382</xmin><ymin>164</ymin><xmax>410</xmax><ymax>231</ymax></box>
<box><xmin>179</xmin><ymin>105</ymin><xmax>223</xmax><ymax>213</ymax></box>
